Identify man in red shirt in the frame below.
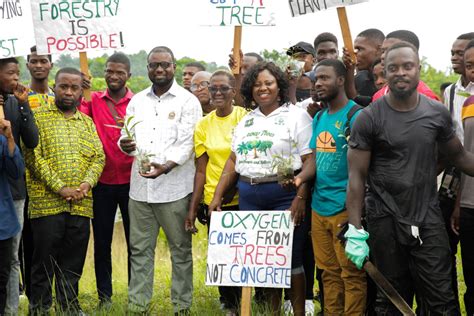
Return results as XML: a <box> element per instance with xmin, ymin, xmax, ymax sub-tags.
<box><xmin>372</xmin><ymin>30</ymin><xmax>440</xmax><ymax>102</ymax></box>
<box><xmin>79</xmin><ymin>52</ymin><xmax>134</xmax><ymax>308</ymax></box>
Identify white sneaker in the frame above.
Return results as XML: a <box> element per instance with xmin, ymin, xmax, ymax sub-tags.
<box><xmin>305</xmin><ymin>299</ymin><xmax>315</xmax><ymax>316</ymax></box>
<box><xmin>283</xmin><ymin>299</ymin><xmax>294</xmax><ymax>315</ymax></box>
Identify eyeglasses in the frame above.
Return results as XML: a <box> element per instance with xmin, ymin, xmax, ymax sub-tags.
<box><xmin>190</xmin><ymin>81</ymin><xmax>210</xmax><ymax>92</ymax></box>
<box><xmin>148</xmin><ymin>61</ymin><xmax>174</xmax><ymax>70</ymax></box>
<box><xmin>208</xmin><ymin>85</ymin><xmax>233</xmax><ymax>94</ymax></box>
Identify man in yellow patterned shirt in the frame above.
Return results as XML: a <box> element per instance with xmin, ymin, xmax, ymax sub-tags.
<box><xmin>23</xmin><ymin>67</ymin><xmax>105</xmax><ymax>315</ymax></box>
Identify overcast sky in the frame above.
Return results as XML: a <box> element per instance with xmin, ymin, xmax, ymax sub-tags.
<box><xmin>23</xmin><ymin>0</ymin><xmax>473</xmax><ymax>73</ymax></box>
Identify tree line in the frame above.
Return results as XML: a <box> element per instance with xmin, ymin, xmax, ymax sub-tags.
<box><xmin>17</xmin><ymin>49</ymin><xmax>458</xmax><ymax>97</ymax></box>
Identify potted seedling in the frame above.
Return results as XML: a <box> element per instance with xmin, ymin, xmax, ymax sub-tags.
<box><xmin>272</xmin><ymin>155</ymin><xmax>295</xmax><ymax>185</ymax></box>
<box><xmin>271</xmin><ymin>129</ymin><xmax>297</xmax><ymax>186</ymax></box>
<box><xmin>105</xmin><ymin>115</ymin><xmax>155</xmax><ymax>173</ymax></box>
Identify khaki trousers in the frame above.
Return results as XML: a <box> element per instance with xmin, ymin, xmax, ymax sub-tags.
<box><xmin>312</xmin><ymin>210</ymin><xmax>366</xmax><ymax>316</ymax></box>
<box><xmin>128</xmin><ymin>196</ymin><xmax>192</xmax><ymax>313</ymax></box>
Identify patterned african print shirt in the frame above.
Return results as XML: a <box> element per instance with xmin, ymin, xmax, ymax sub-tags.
<box><xmin>27</xmin><ymin>87</ymin><xmax>55</xmax><ymax>110</ymax></box>
<box><xmin>23</xmin><ymin>104</ymin><xmax>105</xmax><ymax>219</ymax></box>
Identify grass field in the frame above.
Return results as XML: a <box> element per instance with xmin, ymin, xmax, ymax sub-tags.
<box><xmin>18</xmin><ymin>221</ymin><xmax>466</xmax><ymax>315</ymax></box>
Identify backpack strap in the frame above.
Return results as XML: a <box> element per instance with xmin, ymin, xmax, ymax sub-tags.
<box><xmin>314</xmin><ymin>107</ymin><xmax>328</xmax><ymax>124</ymax></box>
<box><xmin>344</xmin><ymin>103</ymin><xmax>363</xmax><ymax>139</ymax></box>
<box><xmin>449</xmin><ymin>83</ymin><xmax>456</xmax><ymax>115</ymax></box>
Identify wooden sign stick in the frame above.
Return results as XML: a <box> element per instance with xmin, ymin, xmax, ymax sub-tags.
<box><xmin>0</xmin><ymin>103</ymin><xmax>4</xmax><ymax>119</ymax></box>
<box><xmin>336</xmin><ymin>7</ymin><xmax>355</xmax><ymax>63</ymax></box>
<box><xmin>79</xmin><ymin>51</ymin><xmax>92</xmax><ymax>102</ymax></box>
<box><xmin>241</xmin><ymin>286</ymin><xmax>252</xmax><ymax>316</ymax></box>
<box><xmin>232</xmin><ymin>25</ymin><xmax>243</xmax><ymax>75</ymax></box>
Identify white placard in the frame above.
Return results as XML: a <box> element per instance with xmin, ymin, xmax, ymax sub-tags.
<box><xmin>288</xmin><ymin>0</ymin><xmax>368</xmax><ymax>17</ymax></box>
<box><xmin>0</xmin><ymin>0</ymin><xmax>33</xmax><ymax>58</ymax></box>
<box><xmin>202</xmin><ymin>0</ymin><xmax>276</xmax><ymax>26</ymax></box>
<box><xmin>206</xmin><ymin>210</ymin><xmax>293</xmax><ymax>288</ymax></box>
<box><xmin>30</xmin><ymin>0</ymin><xmax>126</xmax><ymax>54</ymax></box>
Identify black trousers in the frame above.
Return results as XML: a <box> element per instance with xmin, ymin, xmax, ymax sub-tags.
<box><xmin>0</xmin><ymin>238</ymin><xmax>13</xmax><ymax>315</ymax></box>
<box><xmin>439</xmin><ymin>197</ymin><xmax>460</xmax><ymax>305</ymax></box>
<box><xmin>29</xmin><ymin>213</ymin><xmax>90</xmax><ymax>313</ymax></box>
<box><xmin>368</xmin><ymin>216</ymin><xmax>460</xmax><ymax>316</ymax></box>
<box><xmin>91</xmin><ymin>182</ymin><xmax>130</xmax><ymax>301</ymax></box>
<box><xmin>460</xmin><ymin>207</ymin><xmax>474</xmax><ymax>316</ymax></box>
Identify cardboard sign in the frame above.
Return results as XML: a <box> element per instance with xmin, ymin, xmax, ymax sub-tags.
<box><xmin>30</xmin><ymin>0</ymin><xmax>125</xmax><ymax>54</ymax></box>
<box><xmin>204</xmin><ymin>0</ymin><xmax>276</xmax><ymax>26</ymax></box>
<box><xmin>206</xmin><ymin>210</ymin><xmax>294</xmax><ymax>288</ymax></box>
<box><xmin>288</xmin><ymin>0</ymin><xmax>368</xmax><ymax>17</ymax></box>
<box><xmin>0</xmin><ymin>0</ymin><xmax>33</xmax><ymax>58</ymax></box>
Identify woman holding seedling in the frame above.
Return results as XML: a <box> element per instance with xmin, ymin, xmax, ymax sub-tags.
<box><xmin>209</xmin><ymin>62</ymin><xmax>313</xmax><ymax>316</ymax></box>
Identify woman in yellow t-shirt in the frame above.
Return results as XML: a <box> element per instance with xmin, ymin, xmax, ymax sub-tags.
<box><xmin>185</xmin><ymin>70</ymin><xmax>248</xmax><ymax>315</ymax></box>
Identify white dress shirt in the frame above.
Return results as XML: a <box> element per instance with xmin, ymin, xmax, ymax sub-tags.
<box><xmin>231</xmin><ymin>104</ymin><xmax>312</xmax><ymax>178</ymax></box>
<box><xmin>443</xmin><ymin>78</ymin><xmax>474</xmax><ymax>144</ymax></box>
<box><xmin>120</xmin><ymin>81</ymin><xmax>202</xmax><ymax>203</ymax></box>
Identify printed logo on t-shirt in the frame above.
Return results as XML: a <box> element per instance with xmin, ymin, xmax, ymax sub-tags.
<box><xmin>244</xmin><ymin>118</ymin><xmax>254</xmax><ymax>127</ymax></box>
<box><xmin>237</xmin><ymin>140</ymin><xmax>273</xmax><ymax>159</ymax></box>
<box><xmin>274</xmin><ymin>117</ymin><xmax>285</xmax><ymax>125</ymax></box>
<box><xmin>316</xmin><ymin>131</ymin><xmax>336</xmax><ymax>153</ymax></box>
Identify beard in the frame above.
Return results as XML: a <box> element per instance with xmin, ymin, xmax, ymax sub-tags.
<box><xmin>56</xmin><ymin>98</ymin><xmax>79</xmax><ymax>112</ymax></box>
<box><xmin>151</xmin><ymin>75</ymin><xmax>173</xmax><ymax>88</ymax></box>
<box><xmin>390</xmin><ymin>80</ymin><xmax>418</xmax><ymax>100</ymax></box>
<box><xmin>317</xmin><ymin>86</ymin><xmax>339</xmax><ymax>102</ymax></box>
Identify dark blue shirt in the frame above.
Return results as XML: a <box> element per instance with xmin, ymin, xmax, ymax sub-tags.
<box><xmin>0</xmin><ymin>135</ymin><xmax>24</xmax><ymax>240</ymax></box>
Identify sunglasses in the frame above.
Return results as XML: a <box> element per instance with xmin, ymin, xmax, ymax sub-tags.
<box><xmin>208</xmin><ymin>85</ymin><xmax>233</xmax><ymax>94</ymax></box>
<box><xmin>190</xmin><ymin>81</ymin><xmax>210</xmax><ymax>92</ymax></box>
<box><xmin>148</xmin><ymin>61</ymin><xmax>175</xmax><ymax>70</ymax></box>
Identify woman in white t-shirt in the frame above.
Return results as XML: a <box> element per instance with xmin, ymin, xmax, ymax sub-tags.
<box><xmin>209</xmin><ymin>62</ymin><xmax>312</xmax><ymax>316</ymax></box>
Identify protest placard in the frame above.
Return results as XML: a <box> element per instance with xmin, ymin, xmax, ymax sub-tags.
<box><xmin>0</xmin><ymin>0</ymin><xmax>33</xmax><ymax>58</ymax></box>
<box><xmin>30</xmin><ymin>0</ymin><xmax>125</xmax><ymax>54</ymax></box>
<box><xmin>206</xmin><ymin>210</ymin><xmax>293</xmax><ymax>288</ymax></box>
<box><xmin>203</xmin><ymin>0</ymin><xmax>276</xmax><ymax>27</ymax></box>
<box><xmin>288</xmin><ymin>0</ymin><xmax>367</xmax><ymax>17</ymax></box>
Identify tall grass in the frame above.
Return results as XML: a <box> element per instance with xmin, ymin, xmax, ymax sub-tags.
<box><xmin>18</xmin><ymin>221</ymin><xmax>466</xmax><ymax>315</ymax></box>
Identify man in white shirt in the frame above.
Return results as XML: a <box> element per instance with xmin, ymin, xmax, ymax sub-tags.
<box><xmin>119</xmin><ymin>46</ymin><xmax>202</xmax><ymax>315</ymax></box>
<box><xmin>444</xmin><ymin>32</ymin><xmax>474</xmax><ymax>143</ymax></box>
<box><xmin>440</xmin><ymin>33</ymin><xmax>474</xmax><ymax>309</ymax></box>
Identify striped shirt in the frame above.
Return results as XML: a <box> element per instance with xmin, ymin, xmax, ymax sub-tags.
<box><xmin>24</xmin><ymin>104</ymin><xmax>105</xmax><ymax>219</ymax></box>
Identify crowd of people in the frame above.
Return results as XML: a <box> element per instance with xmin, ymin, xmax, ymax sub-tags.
<box><xmin>1</xmin><ymin>28</ymin><xmax>474</xmax><ymax>316</ymax></box>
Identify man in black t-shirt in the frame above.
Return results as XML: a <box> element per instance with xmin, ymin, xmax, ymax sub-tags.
<box><xmin>344</xmin><ymin>42</ymin><xmax>474</xmax><ymax>314</ymax></box>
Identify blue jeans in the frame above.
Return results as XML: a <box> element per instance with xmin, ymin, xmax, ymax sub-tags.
<box><xmin>5</xmin><ymin>199</ymin><xmax>24</xmax><ymax>315</ymax></box>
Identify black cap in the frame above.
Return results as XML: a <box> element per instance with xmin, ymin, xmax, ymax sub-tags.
<box><xmin>287</xmin><ymin>41</ymin><xmax>316</xmax><ymax>57</ymax></box>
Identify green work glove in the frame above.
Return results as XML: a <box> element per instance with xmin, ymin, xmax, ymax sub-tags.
<box><xmin>344</xmin><ymin>223</ymin><xmax>370</xmax><ymax>269</ymax></box>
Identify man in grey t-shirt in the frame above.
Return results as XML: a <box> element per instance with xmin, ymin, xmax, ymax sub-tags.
<box><xmin>344</xmin><ymin>42</ymin><xmax>474</xmax><ymax>315</ymax></box>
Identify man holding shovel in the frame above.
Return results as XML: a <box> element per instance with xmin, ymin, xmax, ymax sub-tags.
<box><xmin>344</xmin><ymin>41</ymin><xmax>474</xmax><ymax>315</ymax></box>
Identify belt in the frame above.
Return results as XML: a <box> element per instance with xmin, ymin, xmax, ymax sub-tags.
<box><xmin>240</xmin><ymin>169</ymin><xmax>301</xmax><ymax>185</ymax></box>
<box><xmin>240</xmin><ymin>174</ymin><xmax>279</xmax><ymax>185</ymax></box>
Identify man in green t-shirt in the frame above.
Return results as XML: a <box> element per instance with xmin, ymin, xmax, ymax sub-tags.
<box><xmin>295</xmin><ymin>59</ymin><xmax>366</xmax><ymax>315</ymax></box>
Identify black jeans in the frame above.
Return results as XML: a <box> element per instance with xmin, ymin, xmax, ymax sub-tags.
<box><xmin>460</xmin><ymin>207</ymin><xmax>474</xmax><ymax>316</ymax></box>
<box><xmin>92</xmin><ymin>182</ymin><xmax>130</xmax><ymax>301</ymax></box>
<box><xmin>367</xmin><ymin>215</ymin><xmax>460</xmax><ymax>315</ymax></box>
<box><xmin>0</xmin><ymin>238</ymin><xmax>13</xmax><ymax>315</ymax></box>
<box><xmin>29</xmin><ymin>213</ymin><xmax>90</xmax><ymax>313</ymax></box>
